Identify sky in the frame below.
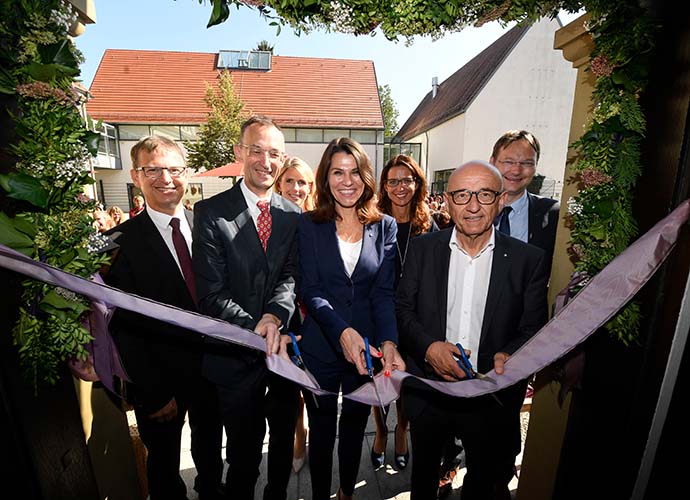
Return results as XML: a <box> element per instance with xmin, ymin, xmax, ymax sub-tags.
<box><xmin>75</xmin><ymin>1</ymin><xmax>582</xmax><ymax>127</ymax></box>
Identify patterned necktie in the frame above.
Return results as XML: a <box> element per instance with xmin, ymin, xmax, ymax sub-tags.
<box><xmin>257</xmin><ymin>200</ymin><xmax>272</xmax><ymax>252</ymax></box>
<box><xmin>497</xmin><ymin>206</ymin><xmax>512</xmax><ymax>235</ymax></box>
<box><xmin>169</xmin><ymin>217</ymin><xmax>197</xmax><ymax>303</ymax></box>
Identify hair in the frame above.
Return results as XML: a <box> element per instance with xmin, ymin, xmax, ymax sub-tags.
<box><xmin>239</xmin><ymin>115</ymin><xmax>282</xmax><ymax>143</ymax></box>
<box><xmin>107</xmin><ymin>205</ymin><xmax>124</xmax><ymax>224</ymax></box>
<box><xmin>377</xmin><ymin>154</ymin><xmax>432</xmax><ymax>236</ymax></box>
<box><xmin>311</xmin><ymin>137</ymin><xmax>381</xmax><ymax>224</ymax></box>
<box><xmin>491</xmin><ymin>130</ymin><xmax>541</xmax><ymax>163</ymax></box>
<box><xmin>130</xmin><ymin>135</ymin><xmax>186</xmax><ymax>169</ymax></box>
<box><xmin>431</xmin><ymin>209</ymin><xmax>452</xmax><ymax>229</ymax></box>
<box><xmin>93</xmin><ymin>209</ymin><xmax>115</xmax><ymax>232</ymax></box>
<box><xmin>274</xmin><ymin>157</ymin><xmax>316</xmax><ymax>211</ymax></box>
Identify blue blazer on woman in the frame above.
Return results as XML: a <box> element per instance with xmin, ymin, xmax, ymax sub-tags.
<box><xmin>298</xmin><ymin>213</ymin><xmax>399</xmax><ymax>364</ymax></box>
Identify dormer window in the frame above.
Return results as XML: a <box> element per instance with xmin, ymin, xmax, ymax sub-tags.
<box><xmin>217</xmin><ymin>50</ymin><xmax>271</xmax><ymax>71</ymax></box>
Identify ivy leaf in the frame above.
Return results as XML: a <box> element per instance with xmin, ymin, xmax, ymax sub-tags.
<box><xmin>37</xmin><ymin>40</ymin><xmax>80</xmax><ymax>73</ymax></box>
<box><xmin>0</xmin><ymin>172</ymin><xmax>49</xmax><ymax>208</ymax></box>
<box><xmin>39</xmin><ymin>289</ymin><xmax>90</xmax><ymax>318</ymax></box>
<box><xmin>0</xmin><ymin>212</ymin><xmax>35</xmax><ymax>255</ymax></box>
<box><xmin>82</xmin><ymin>130</ymin><xmax>101</xmax><ymax>156</ymax></box>
<box><xmin>0</xmin><ymin>66</ymin><xmax>16</xmax><ymax>94</ymax></box>
<box><xmin>207</xmin><ymin>0</ymin><xmax>230</xmax><ymax>28</ymax></box>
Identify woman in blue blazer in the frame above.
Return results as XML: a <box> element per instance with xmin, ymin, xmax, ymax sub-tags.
<box><xmin>298</xmin><ymin>137</ymin><xmax>405</xmax><ymax>500</ymax></box>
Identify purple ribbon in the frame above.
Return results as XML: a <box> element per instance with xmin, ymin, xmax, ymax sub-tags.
<box><xmin>1</xmin><ymin>199</ymin><xmax>689</xmax><ymax>405</ymax></box>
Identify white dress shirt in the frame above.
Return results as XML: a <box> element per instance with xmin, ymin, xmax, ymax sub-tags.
<box><xmin>240</xmin><ymin>178</ymin><xmax>272</xmax><ymax>232</ymax></box>
<box><xmin>446</xmin><ymin>227</ymin><xmax>495</xmax><ymax>367</ymax></box>
<box><xmin>146</xmin><ymin>205</ymin><xmax>193</xmax><ymax>275</ymax></box>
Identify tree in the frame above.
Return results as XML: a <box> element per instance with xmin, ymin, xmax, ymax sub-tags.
<box><xmin>255</xmin><ymin>39</ymin><xmax>274</xmax><ymax>52</ymax></box>
<box><xmin>184</xmin><ymin>71</ymin><xmax>247</xmax><ymax>172</ymax></box>
<box><xmin>378</xmin><ymin>84</ymin><xmax>399</xmax><ymax>138</ymax></box>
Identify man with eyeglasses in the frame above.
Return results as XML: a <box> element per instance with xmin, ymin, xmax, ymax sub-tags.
<box><xmin>193</xmin><ymin>115</ymin><xmax>301</xmax><ymax>500</ymax></box>
<box><xmin>490</xmin><ymin>130</ymin><xmax>559</xmax><ymax>274</ymax></box>
<box><xmin>397</xmin><ymin>161</ymin><xmax>549</xmax><ymax>500</ymax></box>
<box><xmin>105</xmin><ymin>135</ymin><xmax>224</xmax><ymax>500</ymax></box>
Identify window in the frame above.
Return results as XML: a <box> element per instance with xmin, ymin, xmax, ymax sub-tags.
<box><xmin>118</xmin><ymin>125</ymin><xmax>150</xmax><ymax>141</ymax></box>
<box><xmin>295</xmin><ymin>129</ymin><xmax>323</xmax><ymax>143</ymax></box>
<box><xmin>180</xmin><ymin>125</ymin><xmax>199</xmax><ymax>140</ymax></box>
<box><xmin>217</xmin><ymin>50</ymin><xmax>272</xmax><ymax>70</ymax></box>
<box><xmin>432</xmin><ymin>169</ymin><xmax>454</xmax><ymax>195</ymax></box>
<box><xmin>150</xmin><ymin>125</ymin><xmax>181</xmax><ymax>140</ymax></box>
<box><xmin>281</xmin><ymin>128</ymin><xmax>296</xmax><ymax>142</ymax></box>
<box><xmin>383</xmin><ymin>142</ymin><xmax>422</xmax><ymax>165</ymax></box>
<box><xmin>323</xmin><ymin>129</ymin><xmax>349</xmax><ymax>142</ymax></box>
<box><xmin>350</xmin><ymin>130</ymin><xmax>377</xmax><ymax>144</ymax></box>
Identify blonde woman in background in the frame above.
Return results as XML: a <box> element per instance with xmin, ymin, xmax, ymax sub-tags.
<box><xmin>274</xmin><ymin>157</ymin><xmax>315</xmax><ymax>211</ymax></box>
<box><xmin>107</xmin><ymin>205</ymin><xmax>126</xmax><ymax>226</ymax></box>
<box><xmin>274</xmin><ymin>156</ymin><xmax>315</xmax><ymax>472</ymax></box>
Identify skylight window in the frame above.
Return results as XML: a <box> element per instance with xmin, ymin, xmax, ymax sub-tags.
<box><xmin>217</xmin><ymin>50</ymin><xmax>271</xmax><ymax>70</ymax></box>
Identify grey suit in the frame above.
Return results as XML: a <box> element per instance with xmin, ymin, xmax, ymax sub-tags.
<box><xmin>192</xmin><ymin>180</ymin><xmax>301</xmax><ymax>500</ymax></box>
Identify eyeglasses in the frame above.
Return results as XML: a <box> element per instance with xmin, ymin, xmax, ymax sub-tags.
<box><xmin>136</xmin><ymin>166</ymin><xmax>187</xmax><ymax>179</ymax></box>
<box><xmin>239</xmin><ymin>143</ymin><xmax>286</xmax><ymax>161</ymax></box>
<box><xmin>497</xmin><ymin>159</ymin><xmax>536</xmax><ymax>169</ymax></box>
<box><xmin>385</xmin><ymin>177</ymin><xmax>416</xmax><ymax>187</ymax></box>
<box><xmin>447</xmin><ymin>189</ymin><xmax>502</xmax><ymax>205</ymax></box>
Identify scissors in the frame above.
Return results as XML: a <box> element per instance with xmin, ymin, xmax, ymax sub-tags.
<box><xmin>454</xmin><ymin>343</ymin><xmax>497</xmax><ymax>385</ymax></box>
<box><xmin>364</xmin><ymin>337</ymin><xmax>387</xmax><ymax>427</ymax></box>
<box><xmin>288</xmin><ymin>332</ymin><xmax>320</xmax><ymax>408</ymax></box>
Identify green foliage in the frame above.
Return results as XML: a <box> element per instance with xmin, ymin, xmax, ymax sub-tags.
<box><xmin>184</xmin><ymin>72</ymin><xmax>247</xmax><ymax>172</ymax></box>
<box><xmin>0</xmin><ymin>0</ymin><xmax>109</xmax><ymax>388</ymax></box>
<box><xmin>255</xmin><ymin>39</ymin><xmax>274</xmax><ymax>52</ymax></box>
<box><xmin>378</xmin><ymin>84</ymin><xmax>399</xmax><ymax>138</ymax></box>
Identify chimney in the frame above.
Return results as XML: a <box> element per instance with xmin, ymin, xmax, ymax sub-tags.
<box><xmin>432</xmin><ymin>76</ymin><xmax>439</xmax><ymax>98</ymax></box>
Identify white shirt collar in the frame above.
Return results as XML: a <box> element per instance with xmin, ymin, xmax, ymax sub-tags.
<box><xmin>506</xmin><ymin>189</ymin><xmax>529</xmax><ymax>215</ymax></box>
<box><xmin>146</xmin><ymin>204</ymin><xmax>186</xmax><ymax>232</ymax></box>
<box><xmin>239</xmin><ymin>178</ymin><xmax>272</xmax><ymax>207</ymax></box>
<box><xmin>449</xmin><ymin>226</ymin><xmax>496</xmax><ymax>258</ymax></box>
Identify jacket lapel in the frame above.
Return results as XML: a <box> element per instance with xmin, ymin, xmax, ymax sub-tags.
<box><xmin>480</xmin><ymin>232</ymin><xmax>510</xmax><ymax>340</ymax></box>
<box><xmin>435</xmin><ymin>231</ymin><xmax>452</xmax><ymax>336</ymax></box>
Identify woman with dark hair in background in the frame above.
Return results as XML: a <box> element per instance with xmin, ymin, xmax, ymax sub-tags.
<box><xmin>372</xmin><ymin>154</ymin><xmax>437</xmax><ymax>471</ymax></box>
<box><xmin>297</xmin><ymin>138</ymin><xmax>405</xmax><ymax>499</ymax></box>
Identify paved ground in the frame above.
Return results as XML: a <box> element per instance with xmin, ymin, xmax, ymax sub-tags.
<box><xmin>173</xmin><ymin>399</ymin><xmax>529</xmax><ymax>499</ymax></box>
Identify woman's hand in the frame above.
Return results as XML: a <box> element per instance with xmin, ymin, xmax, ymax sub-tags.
<box><xmin>380</xmin><ymin>340</ymin><xmax>406</xmax><ymax>376</ymax></box>
<box><xmin>340</xmin><ymin>327</ymin><xmax>381</xmax><ymax>375</ymax></box>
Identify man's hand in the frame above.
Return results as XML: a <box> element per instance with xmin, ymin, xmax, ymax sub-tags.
<box><xmin>276</xmin><ymin>333</ymin><xmax>301</xmax><ymax>362</ymax></box>
<box><xmin>255</xmin><ymin>313</ymin><xmax>282</xmax><ymax>356</ymax></box>
<box><xmin>340</xmin><ymin>327</ymin><xmax>381</xmax><ymax>375</ymax></box>
<box><xmin>493</xmin><ymin>351</ymin><xmax>510</xmax><ymax>375</ymax></box>
<box><xmin>147</xmin><ymin>398</ymin><xmax>178</xmax><ymax>422</ymax></box>
<box><xmin>425</xmin><ymin>341</ymin><xmax>468</xmax><ymax>381</ymax></box>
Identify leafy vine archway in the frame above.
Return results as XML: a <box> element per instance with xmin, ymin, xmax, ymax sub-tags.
<box><xmin>203</xmin><ymin>0</ymin><xmax>657</xmax><ymax>344</ymax></box>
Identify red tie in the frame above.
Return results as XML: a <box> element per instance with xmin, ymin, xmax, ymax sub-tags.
<box><xmin>169</xmin><ymin>217</ymin><xmax>197</xmax><ymax>304</ymax></box>
<box><xmin>257</xmin><ymin>200</ymin><xmax>272</xmax><ymax>252</ymax></box>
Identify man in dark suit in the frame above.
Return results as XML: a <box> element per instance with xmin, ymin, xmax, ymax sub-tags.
<box><xmin>106</xmin><ymin>136</ymin><xmax>223</xmax><ymax>500</ymax></box>
<box><xmin>490</xmin><ymin>130</ymin><xmax>560</xmax><ymax>272</ymax></box>
<box><xmin>397</xmin><ymin>161</ymin><xmax>549</xmax><ymax>500</ymax></box>
<box><xmin>192</xmin><ymin>115</ymin><xmax>301</xmax><ymax>500</ymax></box>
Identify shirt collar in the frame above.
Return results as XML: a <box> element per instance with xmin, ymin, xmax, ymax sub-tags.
<box><xmin>146</xmin><ymin>204</ymin><xmax>185</xmax><ymax>232</ymax></box>
<box><xmin>240</xmin><ymin>178</ymin><xmax>272</xmax><ymax>207</ymax></box>
<box><xmin>449</xmin><ymin>226</ymin><xmax>496</xmax><ymax>258</ymax></box>
<box><xmin>506</xmin><ymin>189</ymin><xmax>529</xmax><ymax>215</ymax></box>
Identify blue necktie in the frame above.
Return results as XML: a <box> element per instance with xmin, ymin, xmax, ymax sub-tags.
<box><xmin>496</xmin><ymin>206</ymin><xmax>512</xmax><ymax>235</ymax></box>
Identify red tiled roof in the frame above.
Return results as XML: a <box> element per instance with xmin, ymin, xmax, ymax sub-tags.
<box><xmin>394</xmin><ymin>23</ymin><xmax>530</xmax><ymax>142</ymax></box>
<box><xmin>86</xmin><ymin>49</ymin><xmax>383</xmax><ymax>129</ymax></box>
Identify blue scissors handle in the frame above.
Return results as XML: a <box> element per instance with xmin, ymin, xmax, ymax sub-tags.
<box><xmin>363</xmin><ymin>337</ymin><xmax>374</xmax><ymax>377</ymax></box>
<box><xmin>288</xmin><ymin>332</ymin><xmax>301</xmax><ymax>358</ymax></box>
<box><xmin>455</xmin><ymin>342</ymin><xmax>475</xmax><ymax>379</ymax></box>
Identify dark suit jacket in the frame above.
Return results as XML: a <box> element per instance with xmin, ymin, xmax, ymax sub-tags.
<box><xmin>397</xmin><ymin>229</ymin><xmax>548</xmax><ymax>416</ymax></box>
<box><xmin>192</xmin><ymin>180</ymin><xmax>300</xmax><ymax>386</ymax></box>
<box><xmin>298</xmin><ymin>214</ymin><xmax>398</xmax><ymax>363</ymax></box>
<box><xmin>106</xmin><ymin>209</ymin><xmax>203</xmax><ymax>415</ymax></box>
<box><xmin>527</xmin><ymin>192</ymin><xmax>559</xmax><ymax>272</ymax></box>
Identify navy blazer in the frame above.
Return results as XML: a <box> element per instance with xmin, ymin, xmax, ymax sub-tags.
<box><xmin>193</xmin><ymin>180</ymin><xmax>300</xmax><ymax>386</ymax></box>
<box><xmin>527</xmin><ymin>192</ymin><xmax>560</xmax><ymax>272</ymax></box>
<box><xmin>298</xmin><ymin>213</ymin><xmax>398</xmax><ymax>363</ymax></box>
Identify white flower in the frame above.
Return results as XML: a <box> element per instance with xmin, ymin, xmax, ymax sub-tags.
<box><xmin>567</xmin><ymin>197</ymin><xmax>584</xmax><ymax>216</ymax></box>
